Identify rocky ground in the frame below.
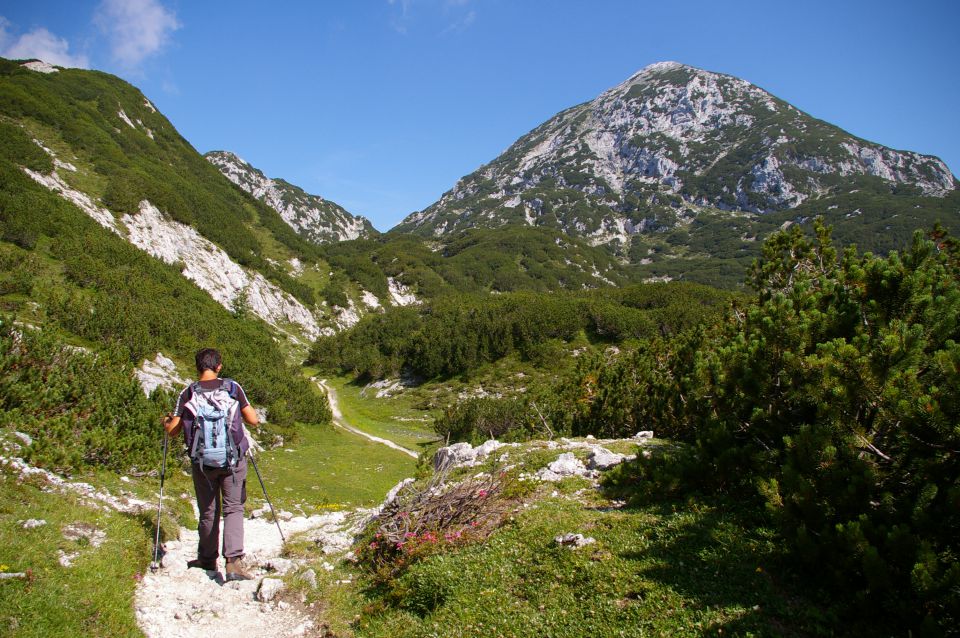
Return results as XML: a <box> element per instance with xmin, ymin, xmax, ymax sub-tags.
<box><xmin>135</xmin><ymin>511</ymin><xmax>360</xmax><ymax>638</ymax></box>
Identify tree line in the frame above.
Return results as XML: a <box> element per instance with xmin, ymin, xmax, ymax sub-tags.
<box><xmin>307</xmin><ymin>282</ymin><xmax>734</xmax><ymax>381</ymax></box>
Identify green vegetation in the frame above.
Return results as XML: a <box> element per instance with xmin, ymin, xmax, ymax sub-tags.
<box><xmin>300</xmin><ymin>442</ymin><xmax>833</xmax><ymax>637</ymax></box>
<box><xmin>319</xmin><ymin>225</ymin><xmax>637</xmax><ymax>302</ymax></box>
<box><xmin>0</xmin><ymin>475</ymin><xmax>151</xmax><ymax>637</ymax></box>
<box><xmin>308</xmin><ymin>283</ymin><xmax>734</xmax><ymax>381</ymax></box>
<box><xmin>553</xmin><ymin>222</ymin><xmax>959</xmax><ymax>632</ymax></box>
<box><xmin>0</xmin><ymin>132</ymin><xmax>328</xmax><ymax>434</ymax></box>
<box><xmin>0</xmin><ymin>319</ymin><xmax>167</xmax><ymax>473</ymax></box>
<box><xmin>255</xmin><ymin>415</ymin><xmax>418</xmax><ymax>511</ymax></box>
<box><xmin>0</xmin><ymin>58</ymin><xmax>320</xmax><ymax>304</ymax></box>
<box><xmin>323</xmin><ymin>376</ymin><xmax>437</xmax><ymax>452</ymax></box>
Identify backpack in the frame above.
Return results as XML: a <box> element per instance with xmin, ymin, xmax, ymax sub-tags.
<box><xmin>184</xmin><ymin>379</ymin><xmax>243</xmax><ymax>468</ymax></box>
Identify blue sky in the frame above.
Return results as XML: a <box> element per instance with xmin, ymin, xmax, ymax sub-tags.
<box><xmin>1</xmin><ymin>0</ymin><xmax>958</xmax><ymax>231</ymax></box>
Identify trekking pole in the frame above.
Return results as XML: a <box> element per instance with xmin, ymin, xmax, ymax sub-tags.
<box><xmin>247</xmin><ymin>451</ymin><xmax>286</xmax><ymax>544</ymax></box>
<box><xmin>150</xmin><ymin>433</ymin><xmax>169</xmax><ymax>572</ymax></box>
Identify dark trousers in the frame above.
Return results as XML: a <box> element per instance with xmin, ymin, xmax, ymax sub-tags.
<box><xmin>191</xmin><ymin>457</ymin><xmax>247</xmax><ymax>562</ymax></box>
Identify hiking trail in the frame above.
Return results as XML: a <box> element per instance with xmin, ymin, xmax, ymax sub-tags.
<box><xmin>135</xmin><ymin>381</ymin><xmax>417</xmax><ymax>637</ymax></box>
<box><xmin>315</xmin><ymin>379</ymin><xmax>418</xmax><ymax>459</ymax></box>
<box><xmin>135</xmin><ymin>506</ymin><xmax>367</xmax><ymax>638</ymax></box>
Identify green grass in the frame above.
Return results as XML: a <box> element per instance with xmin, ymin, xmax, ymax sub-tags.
<box><xmin>315</xmin><ymin>494</ymin><xmax>832</xmax><ymax>637</ymax></box>
<box><xmin>255</xmin><ymin>421</ymin><xmax>419</xmax><ymax>512</ymax></box>
<box><xmin>323</xmin><ymin>375</ymin><xmax>439</xmax><ymax>453</ymax></box>
<box><xmin>0</xmin><ymin>471</ymin><xmax>154</xmax><ymax>637</ymax></box>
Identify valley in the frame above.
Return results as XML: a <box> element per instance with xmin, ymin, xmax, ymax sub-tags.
<box><xmin>0</xmin><ymin>52</ymin><xmax>956</xmax><ymax>636</ymax></box>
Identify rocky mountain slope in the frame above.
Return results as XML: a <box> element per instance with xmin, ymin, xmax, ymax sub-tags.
<box><xmin>206</xmin><ymin>150</ymin><xmax>377</xmax><ymax>244</ymax></box>
<box><xmin>396</xmin><ymin>61</ymin><xmax>958</xmax><ymax>286</ymax></box>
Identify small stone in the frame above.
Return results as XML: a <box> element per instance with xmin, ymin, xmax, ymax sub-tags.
<box><xmin>265</xmin><ymin>557</ymin><xmax>293</xmax><ymax>575</ymax></box>
<box><xmin>174</xmin><ymin>611</ymin><xmax>184</xmax><ymax>620</ymax></box>
<box><xmin>277</xmin><ymin>601</ymin><xmax>289</xmax><ymax>611</ymax></box>
<box><xmin>256</xmin><ymin>577</ymin><xmax>285</xmax><ymax>602</ymax></box>
<box><xmin>301</xmin><ymin>568</ymin><xmax>318</xmax><ymax>589</ymax></box>
<box><xmin>21</xmin><ymin>518</ymin><xmax>47</xmax><ymax>529</ymax></box>
<box><xmin>635</xmin><ymin>431</ymin><xmax>654</xmax><ymax>440</ymax></box>
<box><xmin>554</xmin><ymin>533</ymin><xmax>597</xmax><ymax>549</ymax></box>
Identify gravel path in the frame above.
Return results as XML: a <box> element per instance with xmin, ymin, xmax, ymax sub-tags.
<box><xmin>135</xmin><ymin>511</ymin><xmax>357</xmax><ymax>638</ymax></box>
<box><xmin>316</xmin><ymin>379</ymin><xmax>418</xmax><ymax>459</ymax></box>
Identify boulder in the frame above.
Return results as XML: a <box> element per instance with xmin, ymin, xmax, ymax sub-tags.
<box><xmin>586</xmin><ymin>447</ymin><xmax>627</xmax><ymax>471</ymax></box>
<box><xmin>535</xmin><ymin>453</ymin><xmax>598</xmax><ymax>482</ymax></box>
<box><xmin>264</xmin><ymin>557</ymin><xmax>294</xmax><ymax>575</ymax></box>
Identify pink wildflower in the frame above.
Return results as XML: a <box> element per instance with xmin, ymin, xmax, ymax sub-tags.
<box><xmin>369</xmin><ymin>542</ymin><xmax>378</xmax><ymax>549</ymax></box>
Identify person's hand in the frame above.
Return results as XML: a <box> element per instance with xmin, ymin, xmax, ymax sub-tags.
<box><xmin>162</xmin><ymin>413</ymin><xmax>174</xmax><ymax>428</ymax></box>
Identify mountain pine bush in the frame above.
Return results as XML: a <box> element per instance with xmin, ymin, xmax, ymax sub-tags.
<box><xmin>596</xmin><ymin>221</ymin><xmax>959</xmax><ymax>631</ymax></box>
<box><xmin>0</xmin><ymin>319</ymin><xmax>167</xmax><ymax>473</ymax></box>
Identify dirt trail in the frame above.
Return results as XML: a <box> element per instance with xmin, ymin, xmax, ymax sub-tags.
<box><xmin>135</xmin><ymin>380</ymin><xmax>416</xmax><ymax>637</ymax></box>
<box><xmin>316</xmin><ymin>379</ymin><xmax>418</xmax><ymax>459</ymax></box>
<box><xmin>135</xmin><ymin>508</ymin><xmax>361</xmax><ymax>638</ymax></box>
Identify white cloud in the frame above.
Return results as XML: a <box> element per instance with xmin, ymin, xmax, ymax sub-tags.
<box><xmin>0</xmin><ymin>17</ymin><xmax>89</xmax><ymax>68</ymax></box>
<box><xmin>94</xmin><ymin>0</ymin><xmax>180</xmax><ymax>68</ymax></box>
<box><xmin>387</xmin><ymin>0</ymin><xmax>477</xmax><ymax>35</ymax></box>
<box><xmin>441</xmin><ymin>9</ymin><xmax>475</xmax><ymax>35</ymax></box>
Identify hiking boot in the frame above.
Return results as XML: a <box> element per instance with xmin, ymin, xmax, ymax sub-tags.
<box><xmin>225</xmin><ymin>556</ymin><xmax>253</xmax><ymax>581</ymax></box>
<box><xmin>186</xmin><ymin>557</ymin><xmax>217</xmax><ymax>571</ymax></box>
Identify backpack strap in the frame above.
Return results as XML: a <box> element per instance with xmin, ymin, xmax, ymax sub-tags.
<box><xmin>221</xmin><ymin>378</ymin><xmax>238</xmax><ymax>399</ymax></box>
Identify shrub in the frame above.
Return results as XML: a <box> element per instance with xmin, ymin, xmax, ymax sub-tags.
<box><xmin>357</xmin><ymin>464</ymin><xmax>514</xmax><ymax>582</ymax></box>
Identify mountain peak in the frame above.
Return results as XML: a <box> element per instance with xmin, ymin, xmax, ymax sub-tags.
<box><xmin>397</xmin><ymin>62</ymin><xmax>956</xmax><ymax>259</ymax></box>
<box><xmin>632</xmin><ymin>60</ymin><xmax>689</xmax><ymax>77</ymax></box>
<box><xmin>205</xmin><ymin>150</ymin><xmax>377</xmax><ymax>243</ymax></box>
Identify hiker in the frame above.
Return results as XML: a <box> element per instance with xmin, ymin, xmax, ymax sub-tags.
<box><xmin>162</xmin><ymin>348</ymin><xmax>259</xmax><ymax>580</ymax></box>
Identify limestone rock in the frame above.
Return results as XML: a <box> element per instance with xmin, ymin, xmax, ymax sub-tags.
<box><xmin>256</xmin><ymin>578</ymin><xmax>285</xmax><ymax>602</ymax></box>
<box><xmin>586</xmin><ymin>447</ymin><xmax>627</xmax><ymax>470</ymax></box>
<box><xmin>554</xmin><ymin>533</ymin><xmax>597</xmax><ymax>549</ymax></box>
<box><xmin>300</xmin><ymin>568</ymin><xmax>318</xmax><ymax>589</ymax></box>
<box><xmin>535</xmin><ymin>453</ymin><xmax>599</xmax><ymax>482</ymax></box>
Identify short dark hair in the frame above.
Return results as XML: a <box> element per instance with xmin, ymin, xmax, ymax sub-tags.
<box><xmin>195</xmin><ymin>348</ymin><xmax>222</xmax><ymax>373</ymax></box>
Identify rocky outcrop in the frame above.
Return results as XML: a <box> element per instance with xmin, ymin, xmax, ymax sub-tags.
<box><xmin>206</xmin><ymin>151</ymin><xmax>376</xmax><ymax>244</ymax></box>
<box><xmin>24</xmin><ymin>162</ymin><xmax>323</xmax><ymax>342</ymax></box>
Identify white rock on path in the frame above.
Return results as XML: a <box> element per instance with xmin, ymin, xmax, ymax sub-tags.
<box><xmin>135</xmin><ymin>511</ymin><xmax>351</xmax><ymax>638</ymax></box>
<box><xmin>256</xmin><ymin>578</ymin><xmax>285</xmax><ymax>602</ymax></box>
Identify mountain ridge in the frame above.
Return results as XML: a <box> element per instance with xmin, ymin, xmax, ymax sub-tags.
<box><xmin>396</xmin><ymin>61</ymin><xmax>956</xmax><ymax>253</ymax></box>
<box><xmin>205</xmin><ymin>150</ymin><xmax>378</xmax><ymax>243</ymax></box>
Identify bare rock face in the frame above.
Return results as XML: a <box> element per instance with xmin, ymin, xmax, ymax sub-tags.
<box><xmin>136</xmin><ymin>352</ymin><xmax>188</xmax><ymax>396</ymax></box>
<box><xmin>206</xmin><ymin>151</ymin><xmax>376</xmax><ymax>244</ymax></box>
